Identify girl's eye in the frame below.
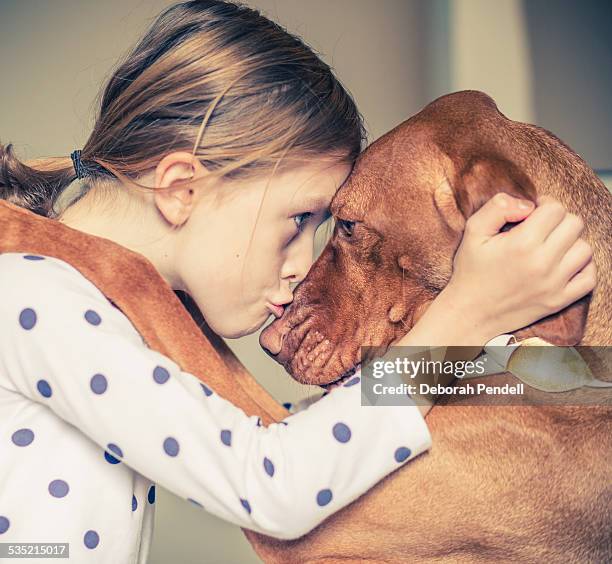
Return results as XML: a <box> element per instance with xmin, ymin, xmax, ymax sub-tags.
<box><xmin>293</xmin><ymin>212</ymin><xmax>313</xmax><ymax>231</ymax></box>
<box><xmin>338</xmin><ymin>219</ymin><xmax>355</xmax><ymax>237</ymax></box>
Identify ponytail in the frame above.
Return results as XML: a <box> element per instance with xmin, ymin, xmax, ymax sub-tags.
<box><xmin>0</xmin><ymin>142</ymin><xmax>77</xmax><ymax>218</ymax></box>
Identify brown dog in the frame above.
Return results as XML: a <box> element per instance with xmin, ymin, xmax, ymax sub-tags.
<box><xmin>253</xmin><ymin>91</ymin><xmax>612</xmax><ymax>562</ymax></box>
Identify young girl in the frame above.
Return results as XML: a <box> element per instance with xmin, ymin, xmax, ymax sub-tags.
<box><xmin>0</xmin><ymin>1</ymin><xmax>596</xmax><ymax>562</ymax></box>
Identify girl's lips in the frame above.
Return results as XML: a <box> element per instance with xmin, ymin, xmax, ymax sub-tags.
<box><xmin>268</xmin><ymin>303</ymin><xmax>285</xmax><ymax>318</ymax></box>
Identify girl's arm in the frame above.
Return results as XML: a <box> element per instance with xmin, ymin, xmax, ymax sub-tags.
<box><xmin>0</xmin><ymin>253</ymin><xmax>431</xmax><ymax>542</ymax></box>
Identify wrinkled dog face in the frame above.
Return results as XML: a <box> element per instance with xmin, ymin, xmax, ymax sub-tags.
<box><xmin>259</xmin><ymin>115</ymin><xmax>463</xmax><ymax>387</ymax></box>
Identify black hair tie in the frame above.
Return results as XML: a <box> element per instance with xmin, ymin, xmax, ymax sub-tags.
<box><xmin>70</xmin><ymin>149</ymin><xmax>88</xmax><ymax>179</ymax></box>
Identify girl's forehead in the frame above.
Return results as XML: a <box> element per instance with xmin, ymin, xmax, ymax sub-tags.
<box><xmin>280</xmin><ymin>160</ymin><xmax>352</xmax><ymax>188</ymax></box>
<box><xmin>276</xmin><ymin>161</ymin><xmax>352</xmax><ymax>206</ymax></box>
<box><xmin>224</xmin><ymin>160</ymin><xmax>352</xmax><ymax>212</ymax></box>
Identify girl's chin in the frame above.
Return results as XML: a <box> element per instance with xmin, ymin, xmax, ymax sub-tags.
<box><xmin>251</xmin><ymin>310</ymin><xmax>279</xmax><ymax>335</ymax></box>
<box><xmin>222</xmin><ymin>312</ymin><xmax>271</xmax><ymax>339</ymax></box>
<box><xmin>256</xmin><ymin>311</ymin><xmax>276</xmax><ymax>332</ymax></box>
<box><xmin>208</xmin><ymin>305</ymin><xmax>273</xmax><ymax>338</ymax></box>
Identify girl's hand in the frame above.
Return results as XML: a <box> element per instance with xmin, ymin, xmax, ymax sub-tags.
<box><xmin>445</xmin><ymin>193</ymin><xmax>597</xmax><ymax>338</ymax></box>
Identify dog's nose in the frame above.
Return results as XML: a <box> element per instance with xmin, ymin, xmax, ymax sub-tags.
<box><xmin>259</xmin><ymin>319</ymin><xmax>287</xmax><ymax>356</ymax></box>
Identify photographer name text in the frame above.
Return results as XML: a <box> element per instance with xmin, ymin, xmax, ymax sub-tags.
<box><xmin>372</xmin><ymin>382</ymin><xmax>525</xmax><ymax>396</ymax></box>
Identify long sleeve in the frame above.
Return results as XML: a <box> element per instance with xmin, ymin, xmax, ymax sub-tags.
<box><xmin>0</xmin><ymin>253</ymin><xmax>431</xmax><ymax>540</ymax></box>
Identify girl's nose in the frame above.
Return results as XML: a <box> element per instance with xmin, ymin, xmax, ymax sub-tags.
<box><xmin>281</xmin><ymin>234</ymin><xmax>315</xmax><ymax>285</ymax></box>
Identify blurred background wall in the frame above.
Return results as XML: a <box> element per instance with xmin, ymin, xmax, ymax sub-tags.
<box><xmin>1</xmin><ymin>0</ymin><xmax>610</xmax><ymax>562</ymax></box>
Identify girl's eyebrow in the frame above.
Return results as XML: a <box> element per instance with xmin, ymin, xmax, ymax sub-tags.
<box><xmin>295</xmin><ymin>194</ymin><xmax>331</xmax><ymax>211</ymax></box>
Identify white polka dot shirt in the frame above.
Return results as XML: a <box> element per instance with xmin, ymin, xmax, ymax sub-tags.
<box><xmin>0</xmin><ymin>252</ymin><xmax>432</xmax><ymax>563</ymax></box>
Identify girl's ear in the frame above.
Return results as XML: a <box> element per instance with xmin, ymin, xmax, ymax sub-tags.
<box><xmin>154</xmin><ymin>152</ymin><xmax>208</xmax><ymax>227</ymax></box>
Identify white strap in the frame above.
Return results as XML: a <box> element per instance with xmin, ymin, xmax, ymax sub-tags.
<box><xmin>461</xmin><ymin>334</ymin><xmax>612</xmax><ymax>392</ymax></box>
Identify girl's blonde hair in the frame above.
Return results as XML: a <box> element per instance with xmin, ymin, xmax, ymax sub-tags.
<box><xmin>1</xmin><ymin>0</ymin><xmax>365</xmax><ymax>218</ymax></box>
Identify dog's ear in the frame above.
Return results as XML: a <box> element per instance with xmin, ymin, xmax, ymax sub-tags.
<box><xmin>433</xmin><ymin>178</ymin><xmax>466</xmax><ymax>232</ymax></box>
<box><xmin>433</xmin><ymin>156</ymin><xmax>589</xmax><ymax>346</ymax></box>
<box><xmin>433</xmin><ymin>157</ymin><xmax>536</xmax><ymax>232</ymax></box>
<box><xmin>513</xmin><ymin>294</ymin><xmax>590</xmax><ymax>345</ymax></box>
<box><xmin>456</xmin><ymin>156</ymin><xmax>538</xmax><ymax>217</ymax></box>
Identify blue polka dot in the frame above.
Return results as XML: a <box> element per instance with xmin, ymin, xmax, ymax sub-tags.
<box><xmin>49</xmin><ymin>479</ymin><xmax>69</xmax><ymax>498</ymax></box>
<box><xmin>280</xmin><ymin>421</ymin><xmax>288</xmax><ymax>426</ymax></box>
<box><xmin>163</xmin><ymin>437</ymin><xmax>180</xmax><ymax>457</ymax></box>
<box><xmin>220</xmin><ymin>429</ymin><xmax>232</xmax><ymax>446</ymax></box>
<box><xmin>132</xmin><ymin>495</ymin><xmax>138</xmax><ymax>512</ymax></box>
<box><xmin>84</xmin><ymin>530</ymin><xmax>99</xmax><ymax>549</ymax></box>
<box><xmin>263</xmin><ymin>457</ymin><xmax>275</xmax><ymax>477</ymax></box>
<box><xmin>84</xmin><ymin>310</ymin><xmax>101</xmax><ymax>326</ymax></box>
<box><xmin>104</xmin><ymin>443</ymin><xmax>123</xmax><ymax>464</ymax></box>
<box><xmin>23</xmin><ymin>255</ymin><xmax>45</xmax><ymax>261</ymax></box>
<box><xmin>12</xmin><ymin>428</ymin><xmax>34</xmax><ymax>447</ymax></box>
<box><xmin>188</xmin><ymin>498</ymin><xmax>203</xmax><ymax>508</ymax></box>
<box><xmin>36</xmin><ymin>379</ymin><xmax>52</xmax><ymax>398</ymax></box>
<box><xmin>256</xmin><ymin>417</ymin><xmax>262</xmax><ymax>427</ymax></box>
<box><xmin>332</xmin><ymin>422</ymin><xmax>351</xmax><ymax>443</ymax></box>
<box><xmin>282</xmin><ymin>402</ymin><xmax>292</xmax><ymax>410</ymax></box>
<box><xmin>316</xmin><ymin>489</ymin><xmax>333</xmax><ymax>506</ymax></box>
<box><xmin>147</xmin><ymin>485</ymin><xmax>156</xmax><ymax>504</ymax></box>
<box><xmin>201</xmin><ymin>383</ymin><xmax>213</xmax><ymax>396</ymax></box>
<box><xmin>19</xmin><ymin>308</ymin><xmax>37</xmax><ymax>330</ymax></box>
<box><xmin>153</xmin><ymin>366</ymin><xmax>170</xmax><ymax>384</ymax></box>
<box><xmin>240</xmin><ymin>498</ymin><xmax>251</xmax><ymax>514</ymax></box>
<box><xmin>0</xmin><ymin>516</ymin><xmax>9</xmax><ymax>534</ymax></box>
<box><xmin>394</xmin><ymin>447</ymin><xmax>411</xmax><ymax>463</ymax></box>
<box><xmin>90</xmin><ymin>373</ymin><xmax>107</xmax><ymax>394</ymax></box>
<box><xmin>107</xmin><ymin>443</ymin><xmax>123</xmax><ymax>457</ymax></box>
<box><xmin>344</xmin><ymin>376</ymin><xmax>360</xmax><ymax>387</ymax></box>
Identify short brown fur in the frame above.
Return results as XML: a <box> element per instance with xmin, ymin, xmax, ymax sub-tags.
<box><xmin>257</xmin><ymin>91</ymin><xmax>612</xmax><ymax>562</ymax></box>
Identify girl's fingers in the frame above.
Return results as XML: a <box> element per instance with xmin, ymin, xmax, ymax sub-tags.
<box><xmin>543</xmin><ymin>212</ymin><xmax>586</xmax><ymax>260</ymax></box>
<box><xmin>506</xmin><ymin>195</ymin><xmax>567</xmax><ymax>245</ymax></box>
<box><xmin>562</xmin><ymin>259</ymin><xmax>597</xmax><ymax>305</ymax></box>
<box><xmin>466</xmin><ymin>193</ymin><xmax>535</xmax><ymax>239</ymax></box>
<box><xmin>557</xmin><ymin>238</ymin><xmax>593</xmax><ymax>281</ymax></box>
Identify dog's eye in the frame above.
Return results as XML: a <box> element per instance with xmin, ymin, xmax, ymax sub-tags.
<box><xmin>338</xmin><ymin>220</ymin><xmax>355</xmax><ymax>237</ymax></box>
